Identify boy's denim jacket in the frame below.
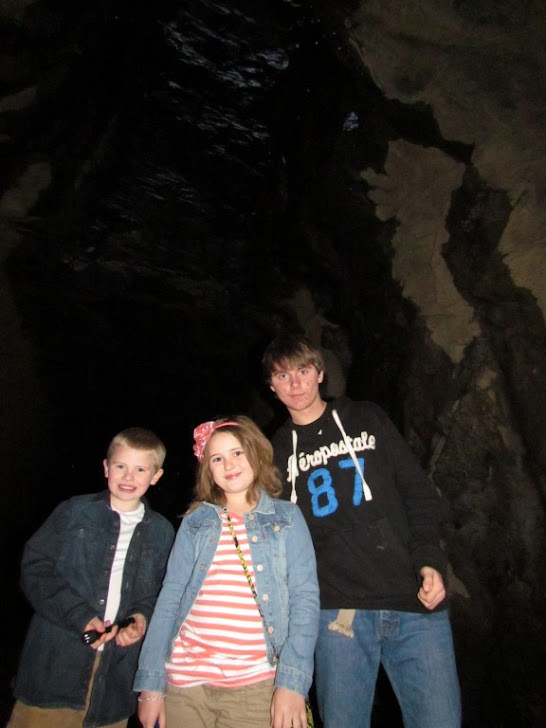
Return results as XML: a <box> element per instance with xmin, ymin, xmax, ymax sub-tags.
<box><xmin>134</xmin><ymin>490</ymin><xmax>319</xmax><ymax>697</ymax></box>
<box><xmin>13</xmin><ymin>491</ymin><xmax>174</xmax><ymax>728</ymax></box>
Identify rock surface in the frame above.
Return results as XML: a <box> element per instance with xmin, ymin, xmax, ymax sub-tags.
<box><xmin>1</xmin><ymin>1</ymin><xmax>545</xmax><ymax>725</ymax></box>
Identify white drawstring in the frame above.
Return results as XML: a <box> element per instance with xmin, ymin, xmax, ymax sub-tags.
<box><xmin>332</xmin><ymin>409</ymin><xmax>373</xmax><ymax>501</ymax></box>
<box><xmin>289</xmin><ymin>409</ymin><xmax>373</xmax><ymax>503</ymax></box>
<box><xmin>289</xmin><ymin>428</ymin><xmax>298</xmax><ymax>503</ymax></box>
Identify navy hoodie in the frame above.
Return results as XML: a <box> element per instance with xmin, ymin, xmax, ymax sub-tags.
<box><xmin>271</xmin><ymin>397</ymin><xmax>448</xmax><ymax>612</ymax></box>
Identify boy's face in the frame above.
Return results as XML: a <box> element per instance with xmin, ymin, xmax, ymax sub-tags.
<box><xmin>103</xmin><ymin>444</ymin><xmax>163</xmax><ymax>512</ymax></box>
<box><xmin>269</xmin><ymin>361</ymin><xmax>325</xmax><ymax>425</ymax></box>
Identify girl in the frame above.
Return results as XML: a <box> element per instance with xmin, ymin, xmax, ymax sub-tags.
<box><xmin>134</xmin><ymin>416</ymin><xmax>319</xmax><ymax>728</ymax></box>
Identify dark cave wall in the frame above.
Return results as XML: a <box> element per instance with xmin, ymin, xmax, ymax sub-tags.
<box><xmin>323</xmin><ymin>2</ymin><xmax>546</xmax><ymax>723</ymax></box>
<box><xmin>263</xmin><ymin>2</ymin><xmax>546</xmax><ymax>723</ymax></box>
<box><xmin>1</xmin><ymin>1</ymin><xmax>546</xmax><ymax>726</ymax></box>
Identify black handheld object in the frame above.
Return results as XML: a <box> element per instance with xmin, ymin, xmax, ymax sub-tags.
<box><xmin>81</xmin><ymin>616</ymin><xmax>136</xmax><ymax>645</ymax></box>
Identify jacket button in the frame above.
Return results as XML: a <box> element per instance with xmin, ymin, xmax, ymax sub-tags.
<box><xmin>274</xmin><ymin>524</ymin><xmax>280</xmax><ymax>532</ymax></box>
<box><xmin>256</xmin><ymin>564</ymin><xmax>263</xmax><ymax>572</ymax></box>
<box><xmin>248</xmin><ymin>514</ymin><xmax>255</xmax><ymax>521</ymax></box>
<box><xmin>251</xmin><ymin>535</ymin><xmax>258</xmax><ymax>543</ymax></box>
<box><xmin>267</xmin><ymin>626</ymin><xmax>274</xmax><ymax>634</ymax></box>
<box><xmin>262</xmin><ymin>594</ymin><xmax>269</xmax><ymax>601</ymax></box>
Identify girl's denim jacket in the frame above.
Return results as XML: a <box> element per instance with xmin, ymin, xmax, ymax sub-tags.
<box><xmin>134</xmin><ymin>490</ymin><xmax>319</xmax><ymax>697</ymax></box>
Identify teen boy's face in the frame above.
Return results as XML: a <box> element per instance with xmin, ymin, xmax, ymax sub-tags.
<box><xmin>269</xmin><ymin>362</ymin><xmax>325</xmax><ymax>424</ymax></box>
<box><xmin>103</xmin><ymin>445</ymin><xmax>163</xmax><ymax>512</ymax></box>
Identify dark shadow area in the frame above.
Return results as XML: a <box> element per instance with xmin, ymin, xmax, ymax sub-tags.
<box><xmin>2</xmin><ymin>2</ymin><xmax>546</xmax><ymax>727</ymax></box>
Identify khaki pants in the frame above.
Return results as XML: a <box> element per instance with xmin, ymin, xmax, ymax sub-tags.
<box><xmin>7</xmin><ymin>654</ymin><xmax>128</xmax><ymax>728</ymax></box>
<box><xmin>6</xmin><ymin>701</ymin><xmax>128</xmax><ymax>728</ymax></box>
<box><xmin>165</xmin><ymin>678</ymin><xmax>275</xmax><ymax>728</ymax></box>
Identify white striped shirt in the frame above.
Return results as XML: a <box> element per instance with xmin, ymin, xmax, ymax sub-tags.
<box><xmin>166</xmin><ymin>511</ymin><xmax>276</xmax><ymax>688</ymax></box>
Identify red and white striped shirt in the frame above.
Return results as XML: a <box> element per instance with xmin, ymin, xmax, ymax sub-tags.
<box><xmin>166</xmin><ymin>511</ymin><xmax>276</xmax><ymax>688</ymax></box>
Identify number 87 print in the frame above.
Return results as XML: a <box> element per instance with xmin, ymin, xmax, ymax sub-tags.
<box><xmin>308</xmin><ymin>457</ymin><xmax>372</xmax><ymax>517</ymax></box>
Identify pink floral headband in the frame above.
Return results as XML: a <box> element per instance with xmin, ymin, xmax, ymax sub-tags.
<box><xmin>193</xmin><ymin>420</ymin><xmax>239</xmax><ymax>462</ymax></box>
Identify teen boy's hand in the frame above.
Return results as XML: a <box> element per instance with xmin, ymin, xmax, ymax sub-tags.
<box><xmin>82</xmin><ymin>617</ymin><xmax>117</xmax><ymax>650</ymax></box>
<box><xmin>115</xmin><ymin>612</ymin><xmax>147</xmax><ymax>647</ymax></box>
<box><xmin>418</xmin><ymin>566</ymin><xmax>446</xmax><ymax>610</ymax></box>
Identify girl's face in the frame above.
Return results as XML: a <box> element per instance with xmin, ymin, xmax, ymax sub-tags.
<box><xmin>207</xmin><ymin>431</ymin><xmax>255</xmax><ymax>501</ymax></box>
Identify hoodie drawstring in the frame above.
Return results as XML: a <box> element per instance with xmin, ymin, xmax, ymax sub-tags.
<box><xmin>288</xmin><ymin>408</ymin><xmax>373</xmax><ymax>503</ymax></box>
<box><xmin>289</xmin><ymin>429</ymin><xmax>299</xmax><ymax>503</ymax></box>
<box><xmin>331</xmin><ymin>409</ymin><xmax>373</xmax><ymax>501</ymax></box>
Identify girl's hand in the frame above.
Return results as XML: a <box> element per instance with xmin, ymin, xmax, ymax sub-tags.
<box><xmin>270</xmin><ymin>687</ymin><xmax>307</xmax><ymax>728</ymax></box>
<box><xmin>138</xmin><ymin>692</ymin><xmax>166</xmax><ymax>728</ymax></box>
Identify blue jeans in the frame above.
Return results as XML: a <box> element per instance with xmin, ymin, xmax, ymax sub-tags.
<box><xmin>315</xmin><ymin>609</ymin><xmax>461</xmax><ymax>728</ymax></box>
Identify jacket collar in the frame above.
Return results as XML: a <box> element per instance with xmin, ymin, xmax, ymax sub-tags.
<box><xmin>98</xmin><ymin>489</ymin><xmax>150</xmax><ymax>521</ymax></box>
<box><xmin>254</xmin><ymin>489</ymin><xmax>275</xmax><ymax>514</ymax></box>
<box><xmin>203</xmin><ymin>488</ymin><xmax>275</xmax><ymax>517</ymax></box>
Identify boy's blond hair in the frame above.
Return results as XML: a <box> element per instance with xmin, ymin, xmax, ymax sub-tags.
<box><xmin>190</xmin><ymin>415</ymin><xmax>281</xmax><ymax>511</ymax></box>
<box><xmin>106</xmin><ymin>427</ymin><xmax>166</xmax><ymax>472</ymax></box>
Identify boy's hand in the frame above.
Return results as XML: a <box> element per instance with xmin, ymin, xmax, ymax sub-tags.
<box><xmin>82</xmin><ymin>617</ymin><xmax>116</xmax><ymax>650</ymax></box>
<box><xmin>115</xmin><ymin>612</ymin><xmax>146</xmax><ymax>647</ymax></box>
<box><xmin>418</xmin><ymin>566</ymin><xmax>446</xmax><ymax>610</ymax></box>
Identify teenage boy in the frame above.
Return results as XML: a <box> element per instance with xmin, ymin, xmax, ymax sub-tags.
<box><xmin>8</xmin><ymin>427</ymin><xmax>175</xmax><ymax>728</ymax></box>
<box><xmin>262</xmin><ymin>335</ymin><xmax>461</xmax><ymax>728</ymax></box>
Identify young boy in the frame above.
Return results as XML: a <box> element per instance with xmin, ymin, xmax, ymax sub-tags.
<box><xmin>262</xmin><ymin>334</ymin><xmax>461</xmax><ymax>728</ymax></box>
<box><xmin>7</xmin><ymin>427</ymin><xmax>175</xmax><ymax>728</ymax></box>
